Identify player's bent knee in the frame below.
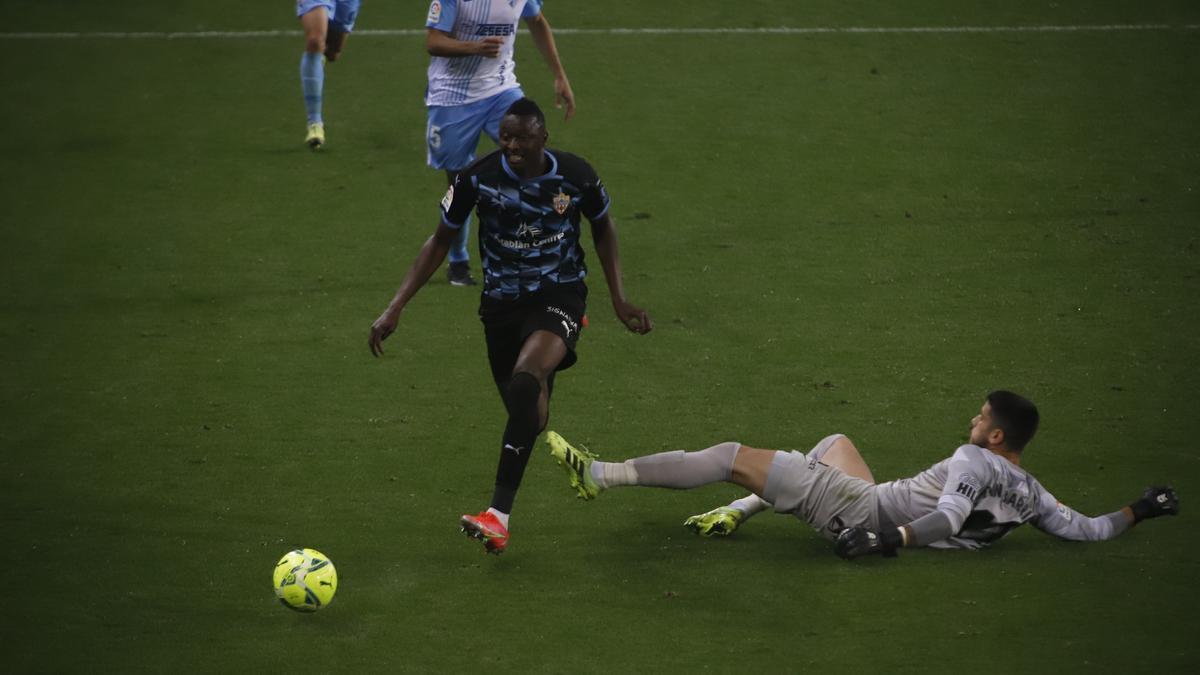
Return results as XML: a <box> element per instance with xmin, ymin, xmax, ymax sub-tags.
<box><xmin>505</xmin><ymin>371</ymin><xmax>541</xmax><ymax>414</ymax></box>
<box><xmin>306</xmin><ymin>38</ymin><xmax>326</xmax><ymax>54</ymax></box>
<box><xmin>828</xmin><ymin>436</ymin><xmax>859</xmax><ymax>456</ymax></box>
<box><xmin>709</xmin><ymin>442</ymin><xmax>741</xmax><ymax>470</ymax></box>
<box><xmin>823</xmin><ymin>437</ymin><xmax>875</xmax><ymax>484</ymax></box>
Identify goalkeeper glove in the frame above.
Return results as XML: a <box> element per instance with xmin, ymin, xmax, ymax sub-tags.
<box><xmin>1129</xmin><ymin>486</ymin><xmax>1179</xmax><ymax>523</ymax></box>
<box><xmin>834</xmin><ymin>527</ymin><xmax>903</xmax><ymax>560</ymax></box>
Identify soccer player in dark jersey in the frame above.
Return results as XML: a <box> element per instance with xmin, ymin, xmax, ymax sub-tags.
<box><xmin>547</xmin><ymin>391</ymin><xmax>1179</xmax><ymax>557</ymax></box>
<box><xmin>369</xmin><ymin>98</ymin><xmax>652</xmax><ymax>554</ymax></box>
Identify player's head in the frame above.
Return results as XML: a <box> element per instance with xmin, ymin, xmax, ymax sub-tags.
<box><xmin>970</xmin><ymin>390</ymin><xmax>1040</xmax><ymax>452</ymax></box>
<box><xmin>500</xmin><ymin>98</ymin><xmax>548</xmax><ymax>173</ymax></box>
<box><xmin>503</xmin><ymin>97</ymin><xmax>547</xmax><ymax>130</ymax></box>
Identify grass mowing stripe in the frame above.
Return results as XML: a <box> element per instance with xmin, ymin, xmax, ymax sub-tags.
<box><xmin>1</xmin><ymin>23</ymin><xmax>1198</xmax><ymax>39</ymax></box>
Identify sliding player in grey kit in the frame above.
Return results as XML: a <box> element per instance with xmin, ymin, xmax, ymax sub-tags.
<box><xmin>548</xmin><ymin>391</ymin><xmax>1179</xmax><ymax>559</ymax></box>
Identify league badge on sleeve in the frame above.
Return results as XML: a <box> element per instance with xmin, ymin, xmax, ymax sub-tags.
<box><xmin>441</xmin><ymin>184</ymin><xmax>455</xmax><ymax>211</ymax></box>
<box><xmin>1056</xmin><ymin>502</ymin><xmax>1073</xmax><ymax>521</ymax></box>
<box><xmin>428</xmin><ymin>1</ymin><xmax>442</xmax><ymax>23</ymax></box>
<box><xmin>552</xmin><ymin>190</ymin><xmax>570</xmax><ymax>215</ymax></box>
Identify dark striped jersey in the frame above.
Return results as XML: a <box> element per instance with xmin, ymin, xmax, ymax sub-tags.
<box><xmin>440</xmin><ymin>148</ymin><xmax>611</xmax><ymax>300</ymax></box>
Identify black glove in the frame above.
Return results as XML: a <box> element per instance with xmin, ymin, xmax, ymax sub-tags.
<box><xmin>1129</xmin><ymin>486</ymin><xmax>1180</xmax><ymax>522</ymax></box>
<box><xmin>834</xmin><ymin>527</ymin><xmax>903</xmax><ymax>560</ymax></box>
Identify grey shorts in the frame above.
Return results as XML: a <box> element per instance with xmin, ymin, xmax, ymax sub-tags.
<box><xmin>762</xmin><ymin>434</ymin><xmax>880</xmax><ymax>540</ymax></box>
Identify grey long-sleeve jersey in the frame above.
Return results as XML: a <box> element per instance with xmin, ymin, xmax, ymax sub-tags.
<box><xmin>874</xmin><ymin>444</ymin><xmax>1130</xmax><ymax>549</ymax></box>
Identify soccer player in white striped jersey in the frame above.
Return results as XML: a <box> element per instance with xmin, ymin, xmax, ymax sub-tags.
<box><xmin>548</xmin><ymin>391</ymin><xmax>1180</xmax><ymax>558</ymax></box>
<box><xmin>424</xmin><ymin>0</ymin><xmax>575</xmax><ymax>286</ymax></box>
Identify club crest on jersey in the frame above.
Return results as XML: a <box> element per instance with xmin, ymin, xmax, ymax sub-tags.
<box><xmin>427</xmin><ymin>1</ymin><xmax>442</xmax><ymax>24</ymax></box>
<box><xmin>553</xmin><ymin>190</ymin><xmax>570</xmax><ymax>215</ymax></box>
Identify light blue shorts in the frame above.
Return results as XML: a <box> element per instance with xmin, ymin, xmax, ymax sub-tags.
<box><xmin>426</xmin><ymin>87</ymin><xmax>525</xmax><ymax>171</ymax></box>
<box><xmin>296</xmin><ymin>0</ymin><xmax>360</xmax><ymax>33</ymax></box>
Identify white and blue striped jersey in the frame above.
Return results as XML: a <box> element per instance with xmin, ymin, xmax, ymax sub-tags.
<box><xmin>425</xmin><ymin>0</ymin><xmax>544</xmax><ymax>107</ymax></box>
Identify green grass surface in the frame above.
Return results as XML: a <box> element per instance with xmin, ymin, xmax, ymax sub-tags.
<box><xmin>2</xmin><ymin>1</ymin><xmax>1198</xmax><ymax>671</ymax></box>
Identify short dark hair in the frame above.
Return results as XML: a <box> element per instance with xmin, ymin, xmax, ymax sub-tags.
<box><xmin>986</xmin><ymin>390</ymin><xmax>1040</xmax><ymax>451</ymax></box>
<box><xmin>503</xmin><ymin>97</ymin><xmax>546</xmax><ymax>128</ymax></box>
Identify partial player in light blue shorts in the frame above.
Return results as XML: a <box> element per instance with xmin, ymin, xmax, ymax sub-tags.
<box><xmin>296</xmin><ymin>0</ymin><xmax>362</xmax><ymax>149</ymax></box>
<box><xmin>426</xmin><ymin>87</ymin><xmax>526</xmax><ymax>171</ymax></box>
<box><xmin>296</xmin><ymin>0</ymin><xmax>361</xmax><ymax>34</ymax></box>
<box><xmin>426</xmin><ymin>87</ymin><xmax>525</xmax><ymax>278</ymax></box>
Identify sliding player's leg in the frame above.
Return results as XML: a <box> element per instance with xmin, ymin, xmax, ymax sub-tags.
<box><xmin>812</xmin><ymin>434</ymin><xmax>876</xmax><ymax>483</ymax></box>
<box><xmin>549</xmin><ymin>432</ymin><xmax>782</xmax><ymax>500</ymax></box>
<box><xmin>680</xmin><ymin>446</ymin><xmax>776</xmax><ymax>536</ymax></box>
<box><xmin>688</xmin><ymin>436</ymin><xmax>875</xmax><ymax>536</ymax></box>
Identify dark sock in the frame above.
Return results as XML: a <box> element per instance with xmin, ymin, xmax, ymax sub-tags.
<box><xmin>491</xmin><ymin>372</ymin><xmax>541</xmax><ymax>513</ymax></box>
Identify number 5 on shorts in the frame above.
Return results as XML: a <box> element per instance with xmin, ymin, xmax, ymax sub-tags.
<box><xmin>428</xmin><ymin>124</ymin><xmax>442</xmax><ymax>150</ymax></box>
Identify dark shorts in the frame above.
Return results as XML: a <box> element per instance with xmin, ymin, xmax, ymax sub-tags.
<box><xmin>479</xmin><ymin>282</ymin><xmax>588</xmax><ymax>387</ymax></box>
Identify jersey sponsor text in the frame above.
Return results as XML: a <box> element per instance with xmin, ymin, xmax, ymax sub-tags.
<box><xmin>475</xmin><ymin>23</ymin><xmax>516</xmax><ymax>36</ymax></box>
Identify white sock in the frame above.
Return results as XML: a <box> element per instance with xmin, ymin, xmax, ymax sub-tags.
<box><xmin>625</xmin><ymin>443</ymin><xmax>739</xmax><ymax>489</ymax></box>
<box><xmin>729</xmin><ymin>494</ymin><xmax>771</xmax><ymax>517</ymax></box>
<box><xmin>486</xmin><ymin>507</ymin><xmax>510</xmax><ymax>528</ymax></box>
<box><xmin>590</xmin><ymin>460</ymin><xmax>638</xmax><ymax>488</ymax></box>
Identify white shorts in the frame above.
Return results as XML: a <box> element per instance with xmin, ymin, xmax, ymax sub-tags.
<box><xmin>762</xmin><ymin>435</ymin><xmax>880</xmax><ymax>540</ymax></box>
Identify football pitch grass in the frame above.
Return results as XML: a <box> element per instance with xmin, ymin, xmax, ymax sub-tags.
<box><xmin>2</xmin><ymin>1</ymin><xmax>1198</xmax><ymax>671</ymax></box>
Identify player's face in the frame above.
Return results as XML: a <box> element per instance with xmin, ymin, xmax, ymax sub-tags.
<box><xmin>969</xmin><ymin>402</ymin><xmax>997</xmax><ymax>446</ymax></box>
<box><xmin>499</xmin><ymin>115</ymin><xmax>547</xmax><ymax>175</ymax></box>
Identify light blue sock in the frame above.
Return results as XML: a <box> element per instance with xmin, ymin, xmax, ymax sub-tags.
<box><xmin>448</xmin><ymin>216</ymin><xmax>472</xmax><ymax>264</ymax></box>
<box><xmin>300</xmin><ymin>51</ymin><xmax>324</xmax><ymax>124</ymax></box>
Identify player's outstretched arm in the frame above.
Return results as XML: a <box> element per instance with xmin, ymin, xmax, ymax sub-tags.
<box><xmin>590</xmin><ymin>213</ymin><xmax>652</xmax><ymax>334</ymax></box>
<box><xmin>524</xmin><ymin>13</ymin><xmax>575</xmax><ymax>120</ymax></box>
<box><xmin>368</xmin><ymin>222</ymin><xmax>456</xmax><ymax>357</ymax></box>
<box><xmin>1031</xmin><ymin>486</ymin><xmax>1179</xmax><ymax>542</ymax></box>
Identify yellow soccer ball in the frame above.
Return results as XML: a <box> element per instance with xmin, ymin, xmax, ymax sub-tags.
<box><xmin>273</xmin><ymin>548</ymin><xmax>338</xmax><ymax>612</ymax></box>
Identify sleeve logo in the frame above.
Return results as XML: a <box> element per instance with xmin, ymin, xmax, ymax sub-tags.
<box><xmin>955</xmin><ymin>473</ymin><xmax>981</xmax><ymax>501</ymax></box>
<box><xmin>441</xmin><ymin>184</ymin><xmax>454</xmax><ymax>211</ymax></box>
<box><xmin>428</xmin><ymin>1</ymin><xmax>442</xmax><ymax>23</ymax></box>
<box><xmin>1055</xmin><ymin>502</ymin><xmax>1073</xmax><ymax>521</ymax></box>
